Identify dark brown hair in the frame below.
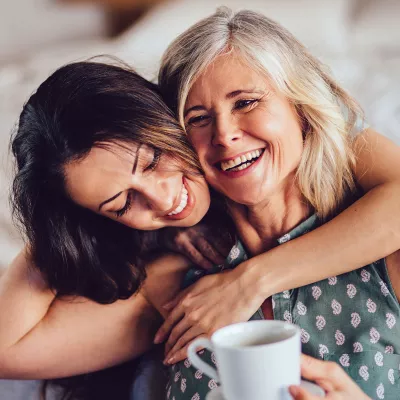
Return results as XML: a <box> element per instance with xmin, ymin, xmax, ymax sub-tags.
<box><xmin>11</xmin><ymin>61</ymin><xmax>201</xmax><ymax>304</ymax></box>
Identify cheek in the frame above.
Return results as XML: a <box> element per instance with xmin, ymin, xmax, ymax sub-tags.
<box><xmin>191</xmin><ymin>139</ymin><xmax>209</xmax><ymax>170</ymax></box>
<box><xmin>198</xmin><ymin>181</ymin><xmax>211</xmax><ymax>205</ymax></box>
<box><xmin>259</xmin><ymin>116</ymin><xmax>302</xmax><ymax>154</ymax></box>
<box><xmin>119</xmin><ymin>208</ymin><xmax>155</xmax><ymax>230</ymax></box>
<box><xmin>188</xmin><ymin>132</ymin><xmax>210</xmax><ymax>158</ymax></box>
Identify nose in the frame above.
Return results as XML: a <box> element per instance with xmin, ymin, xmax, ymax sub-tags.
<box><xmin>212</xmin><ymin>113</ymin><xmax>242</xmax><ymax>147</ymax></box>
<box><xmin>135</xmin><ymin>175</ymin><xmax>177</xmax><ymax>214</ymax></box>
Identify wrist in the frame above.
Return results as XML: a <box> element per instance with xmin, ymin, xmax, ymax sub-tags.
<box><xmin>235</xmin><ymin>260</ymin><xmax>271</xmax><ymax>306</ymax></box>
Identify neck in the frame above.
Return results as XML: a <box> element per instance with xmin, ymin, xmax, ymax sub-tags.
<box><xmin>228</xmin><ymin>178</ymin><xmax>311</xmax><ymax>255</ymax></box>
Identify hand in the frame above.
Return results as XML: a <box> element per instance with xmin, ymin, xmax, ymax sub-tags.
<box><xmin>160</xmin><ymin>222</ymin><xmax>231</xmax><ymax>269</ymax></box>
<box><xmin>153</xmin><ymin>267</ymin><xmax>263</xmax><ymax>364</ymax></box>
<box><xmin>289</xmin><ymin>354</ymin><xmax>371</xmax><ymax>400</ymax></box>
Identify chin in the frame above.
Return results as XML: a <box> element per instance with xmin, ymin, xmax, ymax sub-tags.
<box><xmin>190</xmin><ymin>207</ymin><xmax>209</xmax><ymax>226</ymax></box>
<box><xmin>217</xmin><ymin>186</ymin><xmax>258</xmax><ymax>205</ymax></box>
<box><xmin>230</xmin><ymin>196</ymin><xmax>260</xmax><ymax>206</ymax></box>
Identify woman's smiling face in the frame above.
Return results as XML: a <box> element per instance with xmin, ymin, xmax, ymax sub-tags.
<box><xmin>184</xmin><ymin>54</ymin><xmax>304</xmax><ymax>206</ymax></box>
<box><xmin>65</xmin><ymin>141</ymin><xmax>210</xmax><ymax>230</ymax></box>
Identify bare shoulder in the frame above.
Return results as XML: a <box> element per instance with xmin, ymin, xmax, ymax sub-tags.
<box><xmin>352</xmin><ymin>128</ymin><xmax>400</xmax><ymax>188</ymax></box>
<box><xmin>146</xmin><ymin>253</ymin><xmax>192</xmax><ymax>277</ymax></box>
<box><xmin>143</xmin><ymin>253</ymin><xmax>192</xmax><ymax>318</ymax></box>
<box><xmin>1</xmin><ymin>247</ymin><xmax>51</xmax><ymax>295</ymax></box>
<box><xmin>386</xmin><ymin>250</ymin><xmax>400</xmax><ymax>302</ymax></box>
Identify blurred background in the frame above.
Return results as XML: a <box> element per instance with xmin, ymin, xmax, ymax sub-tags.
<box><xmin>1</xmin><ymin>0</ymin><xmax>400</xmax><ymax>271</ymax></box>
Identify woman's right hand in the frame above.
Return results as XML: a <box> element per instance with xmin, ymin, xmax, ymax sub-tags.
<box><xmin>160</xmin><ymin>222</ymin><xmax>230</xmax><ymax>269</ymax></box>
<box><xmin>289</xmin><ymin>354</ymin><xmax>371</xmax><ymax>400</ymax></box>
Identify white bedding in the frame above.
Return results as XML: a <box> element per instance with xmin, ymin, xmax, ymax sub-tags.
<box><xmin>0</xmin><ymin>0</ymin><xmax>399</xmax><ymax>269</ymax></box>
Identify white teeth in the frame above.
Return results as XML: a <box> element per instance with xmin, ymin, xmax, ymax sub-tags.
<box><xmin>168</xmin><ymin>186</ymin><xmax>189</xmax><ymax>216</ymax></box>
<box><xmin>220</xmin><ymin>149</ymin><xmax>263</xmax><ymax>171</ymax></box>
<box><xmin>237</xmin><ymin>162</ymin><xmax>251</xmax><ymax>171</ymax></box>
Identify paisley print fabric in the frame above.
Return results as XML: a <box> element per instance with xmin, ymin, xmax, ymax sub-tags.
<box><xmin>166</xmin><ymin>215</ymin><xmax>400</xmax><ymax>400</ymax></box>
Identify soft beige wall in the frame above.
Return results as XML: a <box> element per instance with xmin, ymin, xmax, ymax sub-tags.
<box><xmin>0</xmin><ymin>0</ymin><xmax>106</xmax><ymax>63</ymax></box>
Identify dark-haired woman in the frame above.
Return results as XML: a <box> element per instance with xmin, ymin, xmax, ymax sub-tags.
<box><xmin>1</xmin><ymin>60</ymin><xmax>400</xmax><ymax>396</ymax></box>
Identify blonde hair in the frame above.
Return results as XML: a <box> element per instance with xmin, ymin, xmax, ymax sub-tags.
<box><xmin>159</xmin><ymin>7</ymin><xmax>364</xmax><ymax>218</ymax></box>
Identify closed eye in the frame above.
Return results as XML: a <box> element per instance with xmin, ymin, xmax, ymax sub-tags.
<box><xmin>115</xmin><ymin>192</ymin><xmax>132</xmax><ymax>218</ymax></box>
<box><xmin>114</xmin><ymin>148</ymin><xmax>160</xmax><ymax>217</ymax></box>
<box><xmin>144</xmin><ymin>148</ymin><xmax>161</xmax><ymax>172</ymax></box>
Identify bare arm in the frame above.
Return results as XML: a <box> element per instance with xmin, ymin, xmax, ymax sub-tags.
<box><xmin>155</xmin><ymin>129</ymin><xmax>400</xmax><ymax>362</ymax></box>
<box><xmin>0</xmin><ymin>250</ymin><xmax>163</xmax><ymax>379</ymax></box>
<box><xmin>141</xmin><ymin>253</ymin><xmax>193</xmax><ymax>319</ymax></box>
<box><xmin>243</xmin><ymin>129</ymin><xmax>400</xmax><ymax>300</ymax></box>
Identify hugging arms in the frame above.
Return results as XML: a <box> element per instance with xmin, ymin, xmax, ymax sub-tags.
<box><xmin>1</xmin><ymin>8</ymin><xmax>400</xmax><ymax>400</ymax></box>
<box><xmin>1</xmin><ymin>121</ymin><xmax>400</xmax><ymax>379</ymax></box>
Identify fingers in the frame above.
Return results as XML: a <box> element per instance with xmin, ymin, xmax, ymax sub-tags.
<box><xmin>163</xmin><ymin>289</ymin><xmax>189</xmax><ymax>312</ymax></box>
<box><xmin>164</xmin><ymin>318</ymin><xmax>192</xmax><ymax>356</ymax></box>
<box><xmin>164</xmin><ymin>327</ymin><xmax>204</xmax><ymax>364</ymax></box>
<box><xmin>213</xmin><ymin>235</ymin><xmax>232</xmax><ymax>258</ymax></box>
<box><xmin>289</xmin><ymin>385</ymin><xmax>321</xmax><ymax>400</ymax></box>
<box><xmin>195</xmin><ymin>237</ymin><xmax>225</xmax><ymax>265</ymax></box>
<box><xmin>300</xmin><ymin>354</ymin><xmax>346</xmax><ymax>393</ymax></box>
<box><xmin>169</xmin><ymin>335</ymin><xmax>207</xmax><ymax>365</ymax></box>
<box><xmin>169</xmin><ymin>343</ymin><xmax>205</xmax><ymax>364</ymax></box>
<box><xmin>154</xmin><ymin>304</ymin><xmax>185</xmax><ymax>344</ymax></box>
<box><xmin>162</xmin><ymin>296</ymin><xmax>180</xmax><ymax>312</ymax></box>
<box><xmin>183</xmin><ymin>242</ymin><xmax>214</xmax><ymax>270</ymax></box>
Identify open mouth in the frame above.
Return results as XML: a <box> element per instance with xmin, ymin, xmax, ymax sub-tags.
<box><xmin>218</xmin><ymin>149</ymin><xmax>264</xmax><ymax>172</ymax></box>
<box><xmin>167</xmin><ymin>184</ymin><xmax>189</xmax><ymax>216</ymax></box>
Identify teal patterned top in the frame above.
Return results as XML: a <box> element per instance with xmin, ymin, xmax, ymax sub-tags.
<box><xmin>166</xmin><ymin>215</ymin><xmax>400</xmax><ymax>400</ymax></box>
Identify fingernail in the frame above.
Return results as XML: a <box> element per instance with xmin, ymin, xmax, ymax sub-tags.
<box><xmin>163</xmin><ymin>357</ymin><xmax>174</xmax><ymax>365</ymax></box>
<box><xmin>154</xmin><ymin>334</ymin><xmax>161</xmax><ymax>344</ymax></box>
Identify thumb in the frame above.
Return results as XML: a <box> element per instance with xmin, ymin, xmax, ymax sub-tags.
<box><xmin>163</xmin><ymin>296</ymin><xmax>179</xmax><ymax>311</ymax></box>
<box><xmin>300</xmin><ymin>354</ymin><xmax>330</xmax><ymax>381</ymax></box>
<box><xmin>163</xmin><ymin>287</ymin><xmax>190</xmax><ymax>310</ymax></box>
<box><xmin>289</xmin><ymin>385</ymin><xmax>319</xmax><ymax>400</ymax></box>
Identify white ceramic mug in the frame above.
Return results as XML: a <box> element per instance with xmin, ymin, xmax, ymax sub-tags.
<box><xmin>188</xmin><ymin>320</ymin><xmax>301</xmax><ymax>400</ymax></box>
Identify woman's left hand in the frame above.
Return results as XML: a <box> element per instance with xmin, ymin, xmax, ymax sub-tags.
<box><xmin>289</xmin><ymin>354</ymin><xmax>371</xmax><ymax>400</ymax></box>
<box><xmin>153</xmin><ymin>267</ymin><xmax>262</xmax><ymax>364</ymax></box>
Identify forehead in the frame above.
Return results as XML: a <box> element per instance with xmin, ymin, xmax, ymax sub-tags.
<box><xmin>65</xmin><ymin>142</ymin><xmax>139</xmax><ymax>207</ymax></box>
<box><xmin>187</xmin><ymin>54</ymin><xmax>270</xmax><ymax>103</ymax></box>
<box><xmin>70</xmin><ymin>142</ymin><xmax>139</xmax><ymax>177</ymax></box>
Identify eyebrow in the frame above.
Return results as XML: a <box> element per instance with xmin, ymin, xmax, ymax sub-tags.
<box><xmin>184</xmin><ymin>89</ymin><xmax>265</xmax><ymax>117</ymax></box>
<box><xmin>184</xmin><ymin>105</ymin><xmax>205</xmax><ymax>118</ymax></box>
<box><xmin>98</xmin><ymin>191</ymin><xmax>122</xmax><ymax>211</ymax></box>
<box><xmin>98</xmin><ymin>144</ymin><xmax>142</xmax><ymax>211</ymax></box>
<box><xmin>132</xmin><ymin>144</ymin><xmax>142</xmax><ymax>174</ymax></box>
<box><xmin>226</xmin><ymin>89</ymin><xmax>264</xmax><ymax>99</ymax></box>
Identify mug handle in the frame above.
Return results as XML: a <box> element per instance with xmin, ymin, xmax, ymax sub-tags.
<box><xmin>187</xmin><ymin>338</ymin><xmax>219</xmax><ymax>382</ymax></box>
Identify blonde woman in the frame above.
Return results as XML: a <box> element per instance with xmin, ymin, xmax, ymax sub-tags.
<box><xmin>1</xmin><ymin>30</ymin><xmax>399</xmax><ymax>400</ymax></box>
<box><xmin>4</xmin><ymin>60</ymin><xmax>400</xmax><ymax>385</ymax></box>
<box><xmin>157</xmin><ymin>8</ymin><xmax>400</xmax><ymax>400</ymax></box>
